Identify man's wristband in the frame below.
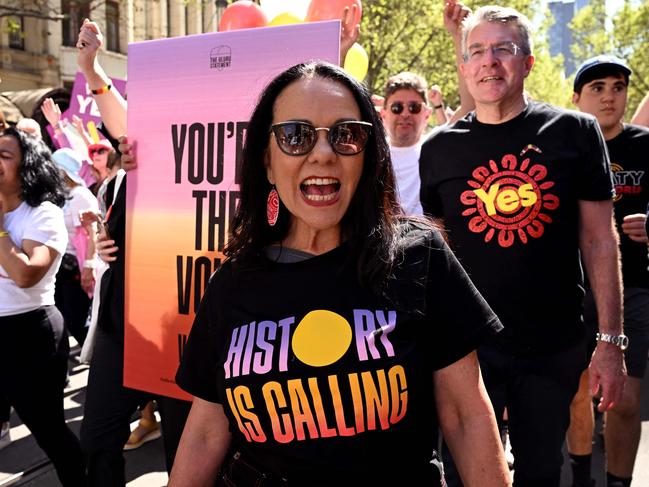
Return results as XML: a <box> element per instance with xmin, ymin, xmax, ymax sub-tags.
<box><xmin>595</xmin><ymin>332</ymin><xmax>629</xmax><ymax>351</ymax></box>
<box><xmin>91</xmin><ymin>84</ymin><xmax>112</xmax><ymax>95</ymax></box>
<box><xmin>83</xmin><ymin>259</ymin><xmax>96</xmax><ymax>269</ymax></box>
<box><xmin>433</xmin><ymin>104</ymin><xmax>444</xmax><ymax>110</ymax></box>
<box><xmin>0</xmin><ymin>230</ymin><xmax>9</xmax><ymax>238</ymax></box>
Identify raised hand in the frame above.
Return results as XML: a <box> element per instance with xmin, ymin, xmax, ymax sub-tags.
<box><xmin>340</xmin><ymin>5</ymin><xmax>361</xmax><ymax>65</ymax></box>
<box><xmin>41</xmin><ymin>98</ymin><xmax>62</xmax><ymax>127</ymax></box>
<box><xmin>429</xmin><ymin>85</ymin><xmax>444</xmax><ymax>107</ymax></box>
<box><xmin>444</xmin><ymin>0</ymin><xmax>471</xmax><ymax>40</ymax></box>
<box><xmin>77</xmin><ymin>19</ymin><xmax>104</xmax><ymax>75</ymax></box>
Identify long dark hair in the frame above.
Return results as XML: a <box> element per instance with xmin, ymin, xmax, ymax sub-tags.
<box><xmin>1</xmin><ymin>127</ymin><xmax>67</xmax><ymax>208</ymax></box>
<box><xmin>226</xmin><ymin>61</ymin><xmax>404</xmax><ymax>290</ymax></box>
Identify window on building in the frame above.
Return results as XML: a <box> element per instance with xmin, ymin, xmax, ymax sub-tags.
<box><xmin>105</xmin><ymin>1</ymin><xmax>120</xmax><ymax>52</ymax></box>
<box><xmin>8</xmin><ymin>17</ymin><xmax>24</xmax><ymax>50</ymax></box>
<box><xmin>62</xmin><ymin>1</ymin><xmax>91</xmax><ymax>47</ymax></box>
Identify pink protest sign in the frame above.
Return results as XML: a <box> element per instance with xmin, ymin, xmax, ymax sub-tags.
<box><xmin>67</xmin><ymin>71</ymin><xmax>127</xmax><ymax>127</ymax></box>
<box><xmin>48</xmin><ymin>72</ymin><xmax>126</xmax><ymax>149</ymax></box>
<box><xmin>125</xmin><ymin>21</ymin><xmax>340</xmax><ymax>399</ymax></box>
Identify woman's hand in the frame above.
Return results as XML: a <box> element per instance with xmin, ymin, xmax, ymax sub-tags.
<box><xmin>96</xmin><ymin>236</ymin><xmax>118</xmax><ymax>263</ymax></box>
<box><xmin>118</xmin><ymin>135</ymin><xmax>138</xmax><ymax>171</ymax></box>
<box><xmin>42</xmin><ymin>98</ymin><xmax>62</xmax><ymax>128</ymax></box>
<box><xmin>80</xmin><ymin>267</ymin><xmax>95</xmax><ymax>295</ymax></box>
<box><xmin>77</xmin><ymin>19</ymin><xmax>103</xmax><ymax>75</ymax></box>
<box><xmin>96</xmin><ymin>229</ymin><xmax>118</xmax><ymax>263</ymax></box>
<box><xmin>80</xmin><ymin>210</ymin><xmax>101</xmax><ymax>229</ymax></box>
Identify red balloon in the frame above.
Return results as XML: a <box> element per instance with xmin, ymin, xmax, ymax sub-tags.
<box><xmin>305</xmin><ymin>0</ymin><xmax>362</xmax><ymax>26</ymax></box>
<box><xmin>219</xmin><ymin>0</ymin><xmax>269</xmax><ymax>31</ymax></box>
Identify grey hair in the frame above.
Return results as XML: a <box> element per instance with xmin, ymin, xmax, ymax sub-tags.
<box><xmin>461</xmin><ymin>5</ymin><xmax>534</xmax><ymax>60</ymax></box>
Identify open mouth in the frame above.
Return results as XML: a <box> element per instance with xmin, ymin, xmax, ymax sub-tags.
<box><xmin>300</xmin><ymin>177</ymin><xmax>341</xmax><ymax>202</ymax></box>
<box><xmin>481</xmin><ymin>76</ymin><xmax>504</xmax><ymax>83</ymax></box>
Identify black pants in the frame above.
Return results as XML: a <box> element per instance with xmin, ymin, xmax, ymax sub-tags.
<box><xmin>444</xmin><ymin>339</ymin><xmax>588</xmax><ymax>487</ymax></box>
<box><xmin>80</xmin><ymin>328</ymin><xmax>191</xmax><ymax>486</ymax></box>
<box><xmin>55</xmin><ymin>254</ymin><xmax>91</xmax><ymax>346</ymax></box>
<box><xmin>0</xmin><ymin>307</ymin><xmax>85</xmax><ymax>487</ymax></box>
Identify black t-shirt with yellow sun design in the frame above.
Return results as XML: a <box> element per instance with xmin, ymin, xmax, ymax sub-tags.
<box><xmin>176</xmin><ymin>225</ymin><xmax>501</xmax><ymax>486</ymax></box>
<box><xmin>420</xmin><ymin>102</ymin><xmax>614</xmax><ymax>355</ymax></box>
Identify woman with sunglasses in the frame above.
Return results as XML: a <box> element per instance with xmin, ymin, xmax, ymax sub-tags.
<box><xmin>170</xmin><ymin>62</ymin><xmax>510</xmax><ymax>487</ymax></box>
<box><xmin>0</xmin><ymin>127</ymin><xmax>85</xmax><ymax>486</ymax></box>
<box><xmin>87</xmin><ymin>140</ymin><xmax>113</xmax><ymax>195</ymax></box>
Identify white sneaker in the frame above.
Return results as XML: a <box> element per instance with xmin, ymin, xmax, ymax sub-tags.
<box><xmin>0</xmin><ymin>421</ymin><xmax>11</xmax><ymax>450</ymax></box>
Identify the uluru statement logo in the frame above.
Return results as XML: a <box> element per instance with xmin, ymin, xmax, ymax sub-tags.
<box><xmin>210</xmin><ymin>45</ymin><xmax>231</xmax><ymax>70</ymax></box>
<box><xmin>460</xmin><ymin>147</ymin><xmax>559</xmax><ymax>248</ymax></box>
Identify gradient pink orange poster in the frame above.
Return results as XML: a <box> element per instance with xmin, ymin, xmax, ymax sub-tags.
<box><xmin>125</xmin><ymin>22</ymin><xmax>340</xmax><ymax>399</ymax></box>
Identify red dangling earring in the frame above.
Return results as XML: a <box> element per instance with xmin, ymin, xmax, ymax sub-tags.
<box><xmin>267</xmin><ymin>186</ymin><xmax>279</xmax><ymax>227</ymax></box>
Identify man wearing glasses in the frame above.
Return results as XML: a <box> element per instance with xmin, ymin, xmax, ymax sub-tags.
<box><xmin>380</xmin><ymin>72</ymin><xmax>433</xmax><ymax>215</ymax></box>
<box><xmin>419</xmin><ymin>5</ymin><xmax>625</xmax><ymax>486</ymax></box>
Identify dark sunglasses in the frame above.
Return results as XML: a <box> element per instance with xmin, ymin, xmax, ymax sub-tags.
<box><xmin>389</xmin><ymin>101</ymin><xmax>425</xmax><ymax>115</ymax></box>
<box><xmin>270</xmin><ymin>120</ymin><xmax>372</xmax><ymax>156</ymax></box>
<box><xmin>90</xmin><ymin>148</ymin><xmax>109</xmax><ymax>156</ymax></box>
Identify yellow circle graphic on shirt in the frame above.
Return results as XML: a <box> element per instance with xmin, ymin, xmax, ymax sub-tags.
<box><xmin>292</xmin><ymin>310</ymin><xmax>352</xmax><ymax>367</ymax></box>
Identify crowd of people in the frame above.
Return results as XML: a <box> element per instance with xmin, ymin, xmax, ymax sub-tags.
<box><xmin>1</xmin><ymin>1</ymin><xmax>649</xmax><ymax>486</ymax></box>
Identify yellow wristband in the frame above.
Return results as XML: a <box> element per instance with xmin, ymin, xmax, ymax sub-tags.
<box><xmin>91</xmin><ymin>84</ymin><xmax>112</xmax><ymax>95</ymax></box>
<box><xmin>0</xmin><ymin>230</ymin><xmax>9</xmax><ymax>238</ymax></box>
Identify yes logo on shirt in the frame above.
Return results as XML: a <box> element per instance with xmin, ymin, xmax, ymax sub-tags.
<box><xmin>460</xmin><ymin>148</ymin><xmax>560</xmax><ymax>248</ymax></box>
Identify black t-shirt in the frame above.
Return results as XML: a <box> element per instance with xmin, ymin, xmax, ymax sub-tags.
<box><xmin>177</xmin><ymin>225</ymin><xmax>501</xmax><ymax>486</ymax></box>
<box><xmin>97</xmin><ymin>175</ymin><xmax>126</xmax><ymax>336</ymax></box>
<box><xmin>607</xmin><ymin>124</ymin><xmax>649</xmax><ymax>289</ymax></box>
<box><xmin>420</xmin><ymin>102</ymin><xmax>614</xmax><ymax>354</ymax></box>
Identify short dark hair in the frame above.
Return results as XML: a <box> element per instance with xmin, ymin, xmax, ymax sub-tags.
<box><xmin>0</xmin><ymin>126</ymin><xmax>67</xmax><ymax>208</ymax></box>
<box><xmin>226</xmin><ymin>61</ymin><xmax>403</xmax><ymax>291</ymax></box>
<box><xmin>574</xmin><ymin>65</ymin><xmax>629</xmax><ymax>94</ymax></box>
<box><xmin>383</xmin><ymin>72</ymin><xmax>428</xmax><ymax>104</ymax></box>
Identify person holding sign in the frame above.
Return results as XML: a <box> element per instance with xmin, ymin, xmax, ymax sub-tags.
<box><xmin>170</xmin><ymin>61</ymin><xmax>511</xmax><ymax>487</ymax></box>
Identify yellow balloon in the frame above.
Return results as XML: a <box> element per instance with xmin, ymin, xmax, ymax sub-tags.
<box><xmin>269</xmin><ymin>12</ymin><xmax>303</xmax><ymax>26</ymax></box>
<box><xmin>344</xmin><ymin>43</ymin><xmax>369</xmax><ymax>82</ymax></box>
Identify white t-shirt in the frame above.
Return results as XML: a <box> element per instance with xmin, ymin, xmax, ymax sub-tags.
<box><xmin>64</xmin><ymin>185</ymin><xmax>99</xmax><ymax>256</ymax></box>
<box><xmin>0</xmin><ymin>201</ymin><xmax>68</xmax><ymax>316</ymax></box>
<box><xmin>390</xmin><ymin>141</ymin><xmax>423</xmax><ymax>216</ymax></box>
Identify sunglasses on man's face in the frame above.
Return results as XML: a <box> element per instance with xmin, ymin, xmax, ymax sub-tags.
<box><xmin>90</xmin><ymin>148</ymin><xmax>108</xmax><ymax>156</ymax></box>
<box><xmin>389</xmin><ymin>101</ymin><xmax>426</xmax><ymax>115</ymax></box>
<box><xmin>270</xmin><ymin>120</ymin><xmax>372</xmax><ymax>156</ymax></box>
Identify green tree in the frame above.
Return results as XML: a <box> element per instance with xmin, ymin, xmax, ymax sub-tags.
<box><xmin>361</xmin><ymin>0</ymin><xmax>460</xmax><ymax>106</ymax></box>
<box><xmin>361</xmin><ymin>0</ymin><xmax>571</xmax><ymax>109</ymax></box>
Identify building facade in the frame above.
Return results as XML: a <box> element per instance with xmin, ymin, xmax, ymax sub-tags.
<box><xmin>0</xmin><ymin>0</ymin><xmax>225</xmax><ymax>93</ymax></box>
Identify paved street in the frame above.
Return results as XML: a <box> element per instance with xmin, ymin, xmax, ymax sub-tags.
<box><xmin>0</xmin><ymin>344</ymin><xmax>167</xmax><ymax>487</ymax></box>
<box><xmin>1</xmin><ymin>342</ymin><xmax>648</xmax><ymax>486</ymax></box>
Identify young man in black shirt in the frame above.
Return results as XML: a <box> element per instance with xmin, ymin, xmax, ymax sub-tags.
<box><xmin>566</xmin><ymin>55</ymin><xmax>649</xmax><ymax>487</ymax></box>
<box><xmin>419</xmin><ymin>6</ymin><xmax>626</xmax><ymax>486</ymax></box>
